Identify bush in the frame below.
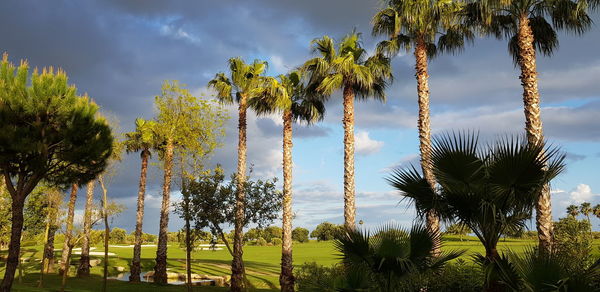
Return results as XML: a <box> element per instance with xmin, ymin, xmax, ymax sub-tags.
<box><xmin>295</xmin><ymin>262</ymin><xmax>345</xmax><ymax>291</ymax></box>
<box><xmin>415</xmin><ymin>260</ymin><xmax>483</xmax><ymax>291</ymax></box>
<box><xmin>554</xmin><ymin>216</ymin><xmax>593</xmax><ymax>271</ymax></box>
<box><xmin>293</xmin><ymin>227</ymin><xmax>309</xmax><ymax>243</ymax></box>
<box><xmin>255</xmin><ymin>237</ymin><xmax>267</xmax><ymax>246</ymax></box>
<box><xmin>271</xmin><ymin>238</ymin><xmax>282</xmax><ymax>245</ymax></box>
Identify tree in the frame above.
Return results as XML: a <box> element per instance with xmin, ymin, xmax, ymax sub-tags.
<box><xmin>292</xmin><ymin>228</ymin><xmax>310</xmax><ymax>243</ymax></box>
<box><xmin>372</xmin><ymin>0</ymin><xmax>474</xmax><ymax>255</ymax></box>
<box><xmin>184</xmin><ymin>166</ymin><xmax>282</xmax><ymax>286</ymax></box>
<box><xmin>567</xmin><ymin>204</ymin><xmax>580</xmax><ymax>218</ymax></box>
<box><xmin>109</xmin><ymin>227</ymin><xmax>127</xmax><ymax>244</ymax></box>
<box><xmin>207</xmin><ymin>57</ymin><xmax>269</xmax><ymax>291</ymax></box>
<box><xmin>152</xmin><ymin>80</ymin><xmax>227</xmax><ymax>284</ymax></box>
<box><xmin>554</xmin><ymin>216</ymin><xmax>593</xmax><ymax>271</ymax></box>
<box><xmin>310</xmin><ymin>222</ymin><xmax>343</xmax><ymax>241</ymax></box>
<box><xmin>387</xmin><ymin>133</ymin><xmax>564</xmax><ymax>291</ymax></box>
<box><xmin>38</xmin><ymin>187</ymin><xmax>63</xmax><ymax>288</ymax></box>
<box><xmin>594</xmin><ymin>204</ymin><xmax>600</xmax><ymax>222</ymax></box>
<box><xmin>23</xmin><ymin>187</ymin><xmax>52</xmax><ymax>238</ymax></box>
<box><xmin>333</xmin><ymin>224</ymin><xmax>462</xmax><ymax>291</ymax></box>
<box><xmin>250</xmin><ymin>69</ymin><xmax>325</xmax><ymax>291</ymax></box>
<box><xmin>444</xmin><ymin>223</ymin><xmax>470</xmax><ymax>241</ymax></box>
<box><xmin>0</xmin><ymin>53</ymin><xmax>113</xmax><ymax>291</ymax></box>
<box><xmin>580</xmin><ymin>202</ymin><xmax>593</xmax><ymax>223</ymax></box>
<box><xmin>464</xmin><ymin>0</ymin><xmax>599</xmax><ymax>255</ymax></box>
<box><xmin>124</xmin><ymin>118</ymin><xmax>160</xmax><ymax>282</ymax></box>
<box><xmin>0</xmin><ymin>181</ymin><xmax>10</xmax><ymax>250</ymax></box>
<box><xmin>303</xmin><ymin>32</ymin><xmax>392</xmax><ymax>230</ymax></box>
<box><xmin>76</xmin><ymin>181</ymin><xmax>95</xmax><ymax>277</ymax></box>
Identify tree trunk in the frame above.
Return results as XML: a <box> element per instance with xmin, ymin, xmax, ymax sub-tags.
<box><xmin>280</xmin><ymin>109</ymin><xmax>295</xmax><ymax>292</ymax></box>
<box><xmin>0</xmin><ymin>191</ymin><xmax>25</xmax><ymax>292</ymax></box>
<box><xmin>45</xmin><ymin>224</ymin><xmax>58</xmax><ymax>273</ymax></box>
<box><xmin>130</xmin><ymin>149</ymin><xmax>150</xmax><ymax>282</ymax></box>
<box><xmin>154</xmin><ymin>139</ymin><xmax>174</xmax><ymax>284</ymax></box>
<box><xmin>99</xmin><ymin>176</ymin><xmax>110</xmax><ymax>292</ymax></box>
<box><xmin>59</xmin><ymin>184</ymin><xmax>79</xmax><ymax>275</ymax></box>
<box><xmin>342</xmin><ymin>85</ymin><xmax>356</xmax><ymax>230</ymax></box>
<box><xmin>185</xmin><ymin>215</ymin><xmax>192</xmax><ymax>292</ymax></box>
<box><xmin>517</xmin><ymin>16</ymin><xmax>553</xmax><ymax>254</ymax></box>
<box><xmin>414</xmin><ymin>40</ymin><xmax>441</xmax><ymax>255</ymax></box>
<box><xmin>231</xmin><ymin>95</ymin><xmax>248</xmax><ymax>292</ymax></box>
<box><xmin>77</xmin><ymin>181</ymin><xmax>95</xmax><ymax>277</ymax></box>
<box><xmin>39</xmin><ymin>200</ymin><xmax>58</xmax><ymax>288</ymax></box>
<box><xmin>484</xmin><ymin>247</ymin><xmax>503</xmax><ymax>292</ymax></box>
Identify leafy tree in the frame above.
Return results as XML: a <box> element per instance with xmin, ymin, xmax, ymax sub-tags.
<box><xmin>372</xmin><ymin>0</ymin><xmax>474</xmax><ymax>254</ymax></box>
<box><xmin>262</xmin><ymin>226</ymin><xmax>283</xmax><ymax>243</ymax></box>
<box><xmin>445</xmin><ymin>223</ymin><xmax>470</xmax><ymax>241</ymax></box>
<box><xmin>109</xmin><ymin>227</ymin><xmax>127</xmax><ymax>244</ymax></box>
<box><xmin>292</xmin><ymin>227</ymin><xmax>310</xmax><ymax>243</ymax></box>
<box><xmin>124</xmin><ymin>118</ymin><xmax>161</xmax><ymax>282</ymax></box>
<box><xmin>310</xmin><ymin>222</ymin><xmax>343</xmax><ymax>241</ymax></box>
<box><xmin>152</xmin><ymin>80</ymin><xmax>227</xmax><ymax>284</ymax></box>
<box><xmin>388</xmin><ymin>133</ymin><xmax>564</xmax><ymax>268</ymax></box>
<box><xmin>464</xmin><ymin>0</ymin><xmax>600</xmax><ymax>254</ymax></box>
<box><xmin>334</xmin><ymin>224</ymin><xmax>463</xmax><ymax>291</ymax></box>
<box><xmin>250</xmin><ymin>69</ymin><xmax>325</xmax><ymax>291</ymax></box>
<box><xmin>207</xmin><ymin>57</ymin><xmax>270</xmax><ymax>292</ymax></box>
<box><xmin>554</xmin><ymin>216</ymin><xmax>594</xmax><ymax>271</ymax></box>
<box><xmin>23</xmin><ymin>187</ymin><xmax>52</xmax><ymax>239</ymax></box>
<box><xmin>567</xmin><ymin>204</ymin><xmax>580</xmax><ymax>218</ymax></box>
<box><xmin>0</xmin><ymin>54</ymin><xmax>113</xmax><ymax>291</ymax></box>
<box><xmin>303</xmin><ymin>32</ymin><xmax>392</xmax><ymax>230</ymax></box>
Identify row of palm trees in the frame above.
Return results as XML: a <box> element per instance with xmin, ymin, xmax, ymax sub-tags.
<box><xmin>567</xmin><ymin>202</ymin><xmax>600</xmax><ymax>222</ymax></box>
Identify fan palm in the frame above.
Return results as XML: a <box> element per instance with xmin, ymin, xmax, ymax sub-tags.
<box><xmin>334</xmin><ymin>224</ymin><xmax>463</xmax><ymax>292</ymax></box>
<box><xmin>303</xmin><ymin>32</ymin><xmax>392</xmax><ymax>230</ymax></box>
<box><xmin>207</xmin><ymin>57</ymin><xmax>272</xmax><ymax>291</ymax></box>
<box><xmin>250</xmin><ymin>70</ymin><xmax>325</xmax><ymax>292</ymax></box>
<box><xmin>464</xmin><ymin>0</ymin><xmax>599</xmax><ymax>254</ymax></box>
<box><xmin>567</xmin><ymin>204</ymin><xmax>580</xmax><ymax>218</ymax></box>
<box><xmin>594</xmin><ymin>204</ymin><xmax>600</xmax><ymax>221</ymax></box>
<box><xmin>372</xmin><ymin>0</ymin><xmax>474</xmax><ymax>252</ymax></box>
<box><xmin>580</xmin><ymin>202</ymin><xmax>592</xmax><ymax>223</ymax></box>
<box><xmin>123</xmin><ymin>118</ymin><xmax>159</xmax><ymax>282</ymax></box>
<box><xmin>388</xmin><ymin>133</ymin><xmax>565</xmax><ymax>264</ymax></box>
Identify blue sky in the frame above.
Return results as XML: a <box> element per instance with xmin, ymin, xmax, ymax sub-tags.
<box><xmin>1</xmin><ymin>0</ymin><xmax>599</xmax><ymax>234</ymax></box>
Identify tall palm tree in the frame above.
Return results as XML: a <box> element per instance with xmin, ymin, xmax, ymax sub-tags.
<box><xmin>208</xmin><ymin>57</ymin><xmax>269</xmax><ymax>292</ymax></box>
<box><xmin>566</xmin><ymin>204</ymin><xmax>580</xmax><ymax>218</ymax></box>
<box><xmin>303</xmin><ymin>32</ymin><xmax>392</xmax><ymax>230</ymax></box>
<box><xmin>464</xmin><ymin>0</ymin><xmax>599</xmax><ymax>254</ymax></box>
<box><xmin>372</xmin><ymin>0</ymin><xmax>474</xmax><ymax>253</ymax></box>
<box><xmin>593</xmin><ymin>204</ymin><xmax>600</xmax><ymax>221</ymax></box>
<box><xmin>76</xmin><ymin>181</ymin><xmax>95</xmax><ymax>277</ymax></box>
<box><xmin>124</xmin><ymin>118</ymin><xmax>159</xmax><ymax>282</ymax></box>
<box><xmin>250</xmin><ymin>70</ymin><xmax>325</xmax><ymax>292</ymax></box>
<box><xmin>580</xmin><ymin>202</ymin><xmax>592</xmax><ymax>223</ymax></box>
<box><xmin>387</xmin><ymin>133</ymin><xmax>564</xmax><ymax>267</ymax></box>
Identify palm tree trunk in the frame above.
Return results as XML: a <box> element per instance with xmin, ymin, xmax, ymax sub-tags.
<box><xmin>414</xmin><ymin>41</ymin><xmax>441</xmax><ymax>255</ymax></box>
<box><xmin>0</xmin><ymin>189</ymin><xmax>26</xmax><ymax>292</ymax></box>
<box><xmin>342</xmin><ymin>85</ymin><xmax>356</xmax><ymax>230</ymax></box>
<box><xmin>280</xmin><ymin>109</ymin><xmax>295</xmax><ymax>292</ymax></box>
<box><xmin>130</xmin><ymin>149</ymin><xmax>150</xmax><ymax>282</ymax></box>
<box><xmin>154</xmin><ymin>139</ymin><xmax>174</xmax><ymax>284</ymax></box>
<box><xmin>44</xmin><ymin>222</ymin><xmax>58</xmax><ymax>273</ymax></box>
<box><xmin>59</xmin><ymin>184</ymin><xmax>79</xmax><ymax>276</ymax></box>
<box><xmin>231</xmin><ymin>95</ymin><xmax>248</xmax><ymax>292</ymax></box>
<box><xmin>99</xmin><ymin>176</ymin><xmax>110</xmax><ymax>292</ymax></box>
<box><xmin>517</xmin><ymin>16</ymin><xmax>553</xmax><ymax>254</ymax></box>
<box><xmin>77</xmin><ymin>181</ymin><xmax>95</xmax><ymax>277</ymax></box>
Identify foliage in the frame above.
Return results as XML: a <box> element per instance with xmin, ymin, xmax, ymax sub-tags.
<box><xmin>109</xmin><ymin>227</ymin><xmax>127</xmax><ymax>244</ymax></box>
<box><xmin>0</xmin><ymin>181</ymin><xmax>10</xmax><ymax>248</ymax></box>
<box><xmin>444</xmin><ymin>223</ymin><xmax>470</xmax><ymax>237</ymax></box>
<box><xmin>208</xmin><ymin>57</ymin><xmax>269</xmax><ymax>104</ymax></box>
<box><xmin>415</xmin><ymin>260</ymin><xmax>484</xmax><ymax>292</ymax></box>
<box><xmin>310</xmin><ymin>222</ymin><xmax>343</xmax><ymax>241</ymax></box>
<box><xmin>567</xmin><ymin>204</ymin><xmax>580</xmax><ymax>218</ymax></box>
<box><xmin>333</xmin><ymin>224</ymin><xmax>463</xmax><ymax>291</ymax></box>
<box><xmin>295</xmin><ymin>262</ymin><xmax>346</xmax><ymax>292</ymax></box>
<box><xmin>255</xmin><ymin>237</ymin><xmax>268</xmax><ymax>247</ymax></box>
<box><xmin>388</xmin><ymin>133</ymin><xmax>565</xmax><ymax>259</ymax></box>
<box><xmin>292</xmin><ymin>227</ymin><xmax>310</xmax><ymax>243</ymax></box>
<box><xmin>554</xmin><ymin>216</ymin><xmax>593</xmax><ymax>271</ymax></box>
<box><xmin>271</xmin><ymin>238</ymin><xmax>282</xmax><ymax>245</ymax></box>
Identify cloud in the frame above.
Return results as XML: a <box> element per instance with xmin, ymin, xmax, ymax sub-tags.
<box><xmin>555</xmin><ymin>184</ymin><xmax>600</xmax><ymax>210</ymax></box>
<box><xmin>565</xmin><ymin>152</ymin><xmax>586</xmax><ymax>162</ymax></box>
<box><xmin>355</xmin><ymin>131</ymin><xmax>384</xmax><ymax>155</ymax></box>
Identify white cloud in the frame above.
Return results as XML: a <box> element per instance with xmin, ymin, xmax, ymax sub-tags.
<box><xmin>355</xmin><ymin>131</ymin><xmax>384</xmax><ymax>156</ymax></box>
<box><xmin>555</xmin><ymin>184</ymin><xmax>599</xmax><ymax>209</ymax></box>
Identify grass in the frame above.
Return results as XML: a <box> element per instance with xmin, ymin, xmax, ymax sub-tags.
<box><xmin>2</xmin><ymin>236</ymin><xmax>600</xmax><ymax>291</ymax></box>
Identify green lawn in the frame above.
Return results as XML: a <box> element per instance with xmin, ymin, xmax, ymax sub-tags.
<box><xmin>2</xmin><ymin>237</ymin><xmax>599</xmax><ymax>291</ymax></box>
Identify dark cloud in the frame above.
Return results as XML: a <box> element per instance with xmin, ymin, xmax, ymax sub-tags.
<box><xmin>256</xmin><ymin>117</ymin><xmax>331</xmax><ymax>139</ymax></box>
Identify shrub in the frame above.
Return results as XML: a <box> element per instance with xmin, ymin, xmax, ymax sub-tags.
<box><xmin>554</xmin><ymin>216</ymin><xmax>593</xmax><ymax>271</ymax></box>
<box><xmin>271</xmin><ymin>238</ymin><xmax>282</xmax><ymax>245</ymax></box>
<box><xmin>292</xmin><ymin>227</ymin><xmax>309</xmax><ymax>243</ymax></box>
<box><xmin>295</xmin><ymin>262</ymin><xmax>345</xmax><ymax>291</ymax></box>
<box><xmin>255</xmin><ymin>237</ymin><xmax>267</xmax><ymax>246</ymax></box>
<box><xmin>416</xmin><ymin>260</ymin><xmax>483</xmax><ymax>291</ymax></box>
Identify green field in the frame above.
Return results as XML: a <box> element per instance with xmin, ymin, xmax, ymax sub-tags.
<box><xmin>2</xmin><ymin>236</ymin><xmax>600</xmax><ymax>291</ymax></box>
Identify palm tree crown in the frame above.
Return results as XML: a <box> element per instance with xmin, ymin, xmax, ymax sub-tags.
<box><xmin>567</xmin><ymin>204</ymin><xmax>580</xmax><ymax>218</ymax></box>
<box><xmin>208</xmin><ymin>57</ymin><xmax>269</xmax><ymax>104</ymax></box>
<box><xmin>124</xmin><ymin>118</ymin><xmax>159</xmax><ymax>156</ymax></box>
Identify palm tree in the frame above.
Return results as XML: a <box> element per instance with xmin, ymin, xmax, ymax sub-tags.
<box><xmin>387</xmin><ymin>133</ymin><xmax>564</xmax><ymax>265</ymax></box>
<box><xmin>566</xmin><ymin>204</ymin><xmax>580</xmax><ymax>218</ymax></box>
<box><xmin>76</xmin><ymin>181</ymin><xmax>95</xmax><ymax>277</ymax></box>
<box><xmin>594</xmin><ymin>204</ymin><xmax>600</xmax><ymax>221</ymax></box>
<box><xmin>464</xmin><ymin>0</ymin><xmax>599</xmax><ymax>254</ymax></box>
<box><xmin>372</xmin><ymin>0</ymin><xmax>474</xmax><ymax>253</ymax></box>
<box><xmin>208</xmin><ymin>57</ymin><xmax>269</xmax><ymax>292</ymax></box>
<box><xmin>124</xmin><ymin>118</ymin><xmax>159</xmax><ymax>282</ymax></box>
<box><xmin>580</xmin><ymin>202</ymin><xmax>593</xmax><ymax>223</ymax></box>
<box><xmin>303</xmin><ymin>32</ymin><xmax>392</xmax><ymax>230</ymax></box>
<box><xmin>250</xmin><ymin>70</ymin><xmax>325</xmax><ymax>292</ymax></box>
<box><xmin>334</xmin><ymin>224</ymin><xmax>463</xmax><ymax>291</ymax></box>
<box><xmin>59</xmin><ymin>184</ymin><xmax>79</xmax><ymax>276</ymax></box>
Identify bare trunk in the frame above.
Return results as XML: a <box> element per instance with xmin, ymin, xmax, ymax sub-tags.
<box><xmin>280</xmin><ymin>110</ymin><xmax>295</xmax><ymax>292</ymax></box>
<box><xmin>231</xmin><ymin>95</ymin><xmax>248</xmax><ymax>292</ymax></box>
<box><xmin>154</xmin><ymin>139</ymin><xmax>174</xmax><ymax>284</ymax></box>
<box><xmin>130</xmin><ymin>149</ymin><xmax>150</xmax><ymax>282</ymax></box>
<box><xmin>415</xmin><ymin>40</ymin><xmax>441</xmax><ymax>255</ymax></box>
<box><xmin>185</xmin><ymin>216</ymin><xmax>192</xmax><ymax>292</ymax></box>
<box><xmin>342</xmin><ymin>85</ymin><xmax>356</xmax><ymax>230</ymax></box>
<box><xmin>99</xmin><ymin>176</ymin><xmax>110</xmax><ymax>292</ymax></box>
<box><xmin>0</xmin><ymin>190</ymin><xmax>25</xmax><ymax>292</ymax></box>
<box><xmin>77</xmin><ymin>181</ymin><xmax>95</xmax><ymax>277</ymax></box>
<box><xmin>59</xmin><ymin>184</ymin><xmax>79</xmax><ymax>275</ymax></box>
<box><xmin>517</xmin><ymin>16</ymin><xmax>553</xmax><ymax>254</ymax></box>
<box><xmin>44</xmin><ymin>224</ymin><xmax>57</xmax><ymax>273</ymax></box>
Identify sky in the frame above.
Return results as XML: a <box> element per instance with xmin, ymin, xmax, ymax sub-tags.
<box><xmin>1</xmin><ymin>0</ymin><xmax>599</xmax><ymax>234</ymax></box>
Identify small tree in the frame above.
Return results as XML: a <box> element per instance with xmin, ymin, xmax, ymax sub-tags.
<box><xmin>292</xmin><ymin>228</ymin><xmax>310</xmax><ymax>243</ymax></box>
<box><xmin>0</xmin><ymin>54</ymin><xmax>113</xmax><ymax>291</ymax></box>
<box><xmin>310</xmin><ymin>222</ymin><xmax>343</xmax><ymax>241</ymax></box>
